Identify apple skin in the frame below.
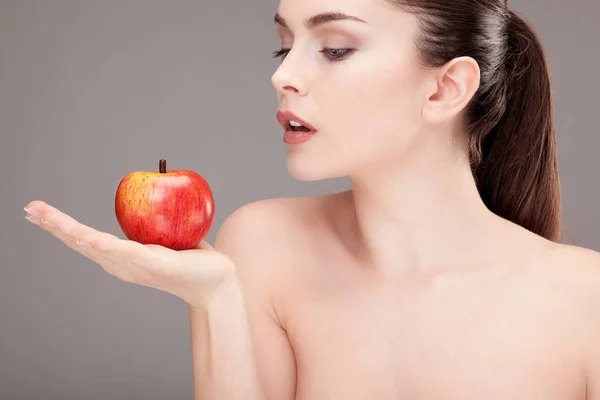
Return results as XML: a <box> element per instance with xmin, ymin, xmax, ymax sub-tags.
<box><xmin>114</xmin><ymin>161</ymin><xmax>215</xmax><ymax>250</ymax></box>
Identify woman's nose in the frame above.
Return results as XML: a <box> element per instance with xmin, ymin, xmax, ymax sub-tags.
<box><xmin>271</xmin><ymin>55</ymin><xmax>309</xmax><ymax>96</ymax></box>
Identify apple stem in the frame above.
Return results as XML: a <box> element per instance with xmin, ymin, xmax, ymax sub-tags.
<box><xmin>159</xmin><ymin>159</ymin><xmax>166</xmax><ymax>173</ymax></box>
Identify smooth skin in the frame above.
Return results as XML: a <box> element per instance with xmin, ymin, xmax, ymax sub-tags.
<box><xmin>24</xmin><ymin>0</ymin><xmax>600</xmax><ymax>398</ymax></box>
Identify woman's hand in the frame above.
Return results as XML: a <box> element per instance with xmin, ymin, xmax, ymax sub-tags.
<box><xmin>23</xmin><ymin>200</ymin><xmax>237</xmax><ymax>308</ymax></box>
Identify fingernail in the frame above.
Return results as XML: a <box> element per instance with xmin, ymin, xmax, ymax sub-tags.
<box><xmin>25</xmin><ymin>214</ymin><xmax>41</xmax><ymax>225</ymax></box>
<box><xmin>40</xmin><ymin>218</ymin><xmax>56</xmax><ymax>228</ymax></box>
<box><xmin>24</xmin><ymin>207</ymin><xmax>42</xmax><ymax>219</ymax></box>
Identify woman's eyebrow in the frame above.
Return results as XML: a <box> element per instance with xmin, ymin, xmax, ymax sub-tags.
<box><xmin>274</xmin><ymin>11</ymin><xmax>369</xmax><ymax>29</ymax></box>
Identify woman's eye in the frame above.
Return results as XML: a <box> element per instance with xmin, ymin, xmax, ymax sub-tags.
<box><xmin>320</xmin><ymin>48</ymin><xmax>354</xmax><ymax>61</ymax></box>
<box><xmin>271</xmin><ymin>48</ymin><xmax>290</xmax><ymax>61</ymax></box>
<box><xmin>271</xmin><ymin>48</ymin><xmax>354</xmax><ymax>62</ymax></box>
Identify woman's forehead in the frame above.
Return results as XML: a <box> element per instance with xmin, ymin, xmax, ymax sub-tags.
<box><xmin>275</xmin><ymin>0</ymin><xmax>414</xmax><ymax>34</ymax></box>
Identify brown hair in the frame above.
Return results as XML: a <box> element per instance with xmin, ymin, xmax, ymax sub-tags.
<box><xmin>388</xmin><ymin>0</ymin><xmax>563</xmax><ymax>242</ymax></box>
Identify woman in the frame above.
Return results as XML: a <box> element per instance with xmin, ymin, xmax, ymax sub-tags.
<box><xmin>23</xmin><ymin>0</ymin><xmax>600</xmax><ymax>398</ymax></box>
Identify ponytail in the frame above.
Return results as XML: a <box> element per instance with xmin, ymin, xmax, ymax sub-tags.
<box><xmin>473</xmin><ymin>11</ymin><xmax>562</xmax><ymax>242</ymax></box>
<box><xmin>390</xmin><ymin>1</ymin><xmax>563</xmax><ymax>241</ymax></box>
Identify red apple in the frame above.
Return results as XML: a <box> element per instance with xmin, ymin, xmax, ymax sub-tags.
<box><xmin>114</xmin><ymin>159</ymin><xmax>215</xmax><ymax>250</ymax></box>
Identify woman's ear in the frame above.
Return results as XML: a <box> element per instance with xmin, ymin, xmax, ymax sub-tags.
<box><xmin>421</xmin><ymin>56</ymin><xmax>481</xmax><ymax>124</ymax></box>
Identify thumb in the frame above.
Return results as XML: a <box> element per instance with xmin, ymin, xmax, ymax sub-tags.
<box><xmin>196</xmin><ymin>240</ymin><xmax>215</xmax><ymax>251</ymax></box>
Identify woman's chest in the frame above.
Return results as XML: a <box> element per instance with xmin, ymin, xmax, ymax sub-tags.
<box><xmin>281</xmin><ymin>264</ymin><xmax>586</xmax><ymax>399</ymax></box>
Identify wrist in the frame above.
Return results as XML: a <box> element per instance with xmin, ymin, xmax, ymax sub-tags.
<box><xmin>188</xmin><ymin>275</ymin><xmax>242</xmax><ymax>312</ymax></box>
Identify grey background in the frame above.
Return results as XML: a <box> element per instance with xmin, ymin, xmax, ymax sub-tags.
<box><xmin>1</xmin><ymin>0</ymin><xmax>598</xmax><ymax>399</ymax></box>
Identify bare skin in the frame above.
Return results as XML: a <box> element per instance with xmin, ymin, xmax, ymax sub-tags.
<box><xmin>245</xmin><ymin>191</ymin><xmax>600</xmax><ymax>400</ymax></box>
<box><xmin>264</xmin><ymin>0</ymin><xmax>600</xmax><ymax>396</ymax></box>
<box><xmin>22</xmin><ymin>0</ymin><xmax>600</xmax><ymax>398</ymax></box>
<box><xmin>23</xmin><ymin>190</ymin><xmax>600</xmax><ymax>400</ymax></box>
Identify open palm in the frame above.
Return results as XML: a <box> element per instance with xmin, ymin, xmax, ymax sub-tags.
<box><xmin>24</xmin><ymin>200</ymin><xmax>236</xmax><ymax>307</ymax></box>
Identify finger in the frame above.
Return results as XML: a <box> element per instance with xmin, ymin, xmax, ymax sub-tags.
<box><xmin>25</xmin><ymin>201</ymin><xmax>182</xmax><ymax>285</ymax></box>
<box><xmin>24</xmin><ymin>205</ymin><xmax>165</xmax><ymax>273</ymax></box>
<box><xmin>24</xmin><ymin>200</ymin><xmax>57</xmax><ymax>216</ymax></box>
<box><xmin>97</xmin><ymin>238</ymin><xmax>178</xmax><ymax>275</ymax></box>
<box><xmin>24</xmin><ymin>201</ymin><xmax>79</xmax><ymax>223</ymax></box>
<box><xmin>25</xmin><ymin>213</ymin><xmax>141</xmax><ymax>282</ymax></box>
<box><xmin>96</xmin><ymin>241</ymin><xmax>185</xmax><ymax>287</ymax></box>
<box><xmin>25</xmin><ymin>203</ymin><xmax>119</xmax><ymax>246</ymax></box>
<box><xmin>196</xmin><ymin>240</ymin><xmax>215</xmax><ymax>251</ymax></box>
<box><xmin>25</xmin><ymin>214</ymin><xmax>109</xmax><ymax>263</ymax></box>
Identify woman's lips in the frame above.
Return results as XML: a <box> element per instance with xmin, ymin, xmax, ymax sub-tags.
<box><xmin>276</xmin><ymin>110</ymin><xmax>318</xmax><ymax>132</ymax></box>
<box><xmin>283</xmin><ymin>129</ymin><xmax>317</xmax><ymax>144</ymax></box>
<box><xmin>276</xmin><ymin>109</ymin><xmax>318</xmax><ymax>144</ymax></box>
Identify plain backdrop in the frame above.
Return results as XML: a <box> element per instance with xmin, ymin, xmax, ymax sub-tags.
<box><xmin>1</xmin><ymin>0</ymin><xmax>598</xmax><ymax>398</ymax></box>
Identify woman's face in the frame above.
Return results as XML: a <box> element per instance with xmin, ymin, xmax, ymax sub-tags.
<box><xmin>272</xmin><ymin>0</ymin><xmax>431</xmax><ymax>181</ymax></box>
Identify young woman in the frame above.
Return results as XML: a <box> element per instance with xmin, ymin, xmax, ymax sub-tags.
<box><xmin>24</xmin><ymin>0</ymin><xmax>600</xmax><ymax>398</ymax></box>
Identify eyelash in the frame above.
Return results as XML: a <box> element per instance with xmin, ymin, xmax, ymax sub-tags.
<box><xmin>271</xmin><ymin>48</ymin><xmax>354</xmax><ymax>62</ymax></box>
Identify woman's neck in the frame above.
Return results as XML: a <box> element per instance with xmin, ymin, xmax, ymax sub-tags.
<box><xmin>344</xmin><ymin>147</ymin><xmax>510</xmax><ymax>276</ymax></box>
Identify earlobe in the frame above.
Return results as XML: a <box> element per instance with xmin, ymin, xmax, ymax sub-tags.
<box><xmin>422</xmin><ymin>56</ymin><xmax>481</xmax><ymax>124</ymax></box>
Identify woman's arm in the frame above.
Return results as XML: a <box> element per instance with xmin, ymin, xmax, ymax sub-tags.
<box><xmin>586</xmin><ymin>289</ymin><xmax>600</xmax><ymax>399</ymax></box>
<box><xmin>585</xmin><ymin>262</ymin><xmax>600</xmax><ymax>400</ymax></box>
<box><xmin>189</xmin><ymin>281</ymin><xmax>264</xmax><ymax>399</ymax></box>
<box><xmin>189</xmin><ymin>201</ymin><xmax>297</xmax><ymax>400</ymax></box>
<box><xmin>566</xmin><ymin>248</ymin><xmax>600</xmax><ymax>399</ymax></box>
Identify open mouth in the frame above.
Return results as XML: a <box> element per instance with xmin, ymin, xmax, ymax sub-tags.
<box><xmin>277</xmin><ymin>110</ymin><xmax>317</xmax><ymax>133</ymax></box>
<box><xmin>286</xmin><ymin>121</ymin><xmax>313</xmax><ymax>132</ymax></box>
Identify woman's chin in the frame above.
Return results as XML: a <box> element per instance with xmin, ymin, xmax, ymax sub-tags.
<box><xmin>286</xmin><ymin>164</ymin><xmax>323</xmax><ymax>181</ymax></box>
<box><xmin>286</xmin><ymin>157</ymin><xmax>345</xmax><ymax>182</ymax></box>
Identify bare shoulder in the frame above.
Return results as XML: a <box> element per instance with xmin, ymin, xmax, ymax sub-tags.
<box><xmin>532</xmin><ymin>242</ymin><xmax>600</xmax><ymax>331</ymax></box>
<box><xmin>541</xmin><ymin>243</ymin><xmax>600</xmax><ymax>289</ymax></box>
<box><xmin>212</xmin><ymin>191</ymin><xmax>343</xmax><ymax>310</ymax></box>
<box><xmin>214</xmin><ymin>191</ymin><xmax>340</xmax><ymax>252</ymax></box>
<box><xmin>543</xmin><ymin>243</ymin><xmax>600</xmax><ymax>390</ymax></box>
